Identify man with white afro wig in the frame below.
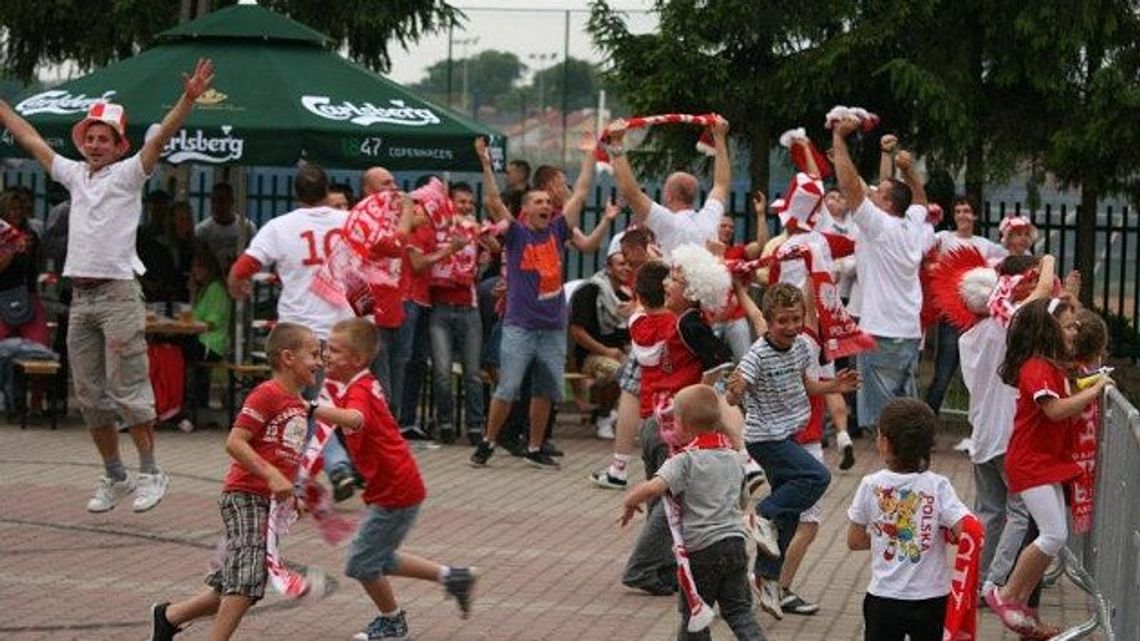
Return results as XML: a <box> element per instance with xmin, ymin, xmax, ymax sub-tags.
<box><xmin>668</xmin><ymin>244</ymin><xmax>732</xmax><ymax>314</ymax></box>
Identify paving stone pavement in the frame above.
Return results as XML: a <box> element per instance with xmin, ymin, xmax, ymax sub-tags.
<box><xmin>0</xmin><ymin>412</ymin><xmax>1104</xmax><ymax>641</ymax></box>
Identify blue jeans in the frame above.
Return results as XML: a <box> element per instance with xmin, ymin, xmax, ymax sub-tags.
<box><xmin>856</xmin><ymin>336</ymin><xmax>920</xmax><ymax>430</ymax></box>
<box><xmin>398</xmin><ymin>302</ymin><xmax>431</xmax><ymax>427</ymax></box>
<box><xmin>493</xmin><ymin>325</ymin><xmax>567</xmax><ymax>402</ymax></box>
<box><xmin>923</xmin><ymin>320</ymin><xmax>960</xmax><ymax>414</ymax></box>
<box><xmin>429</xmin><ymin>304</ymin><xmax>484</xmax><ymax>435</ymax></box>
<box><xmin>371</xmin><ymin>325</ymin><xmax>403</xmax><ymax>418</ymax></box>
<box><xmin>746</xmin><ymin>438</ymin><xmax>831</xmax><ymax>580</ymax></box>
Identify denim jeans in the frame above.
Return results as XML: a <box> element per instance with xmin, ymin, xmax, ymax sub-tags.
<box><xmin>398</xmin><ymin>301</ymin><xmax>431</xmax><ymax>427</ymax></box>
<box><xmin>923</xmin><ymin>320</ymin><xmax>960</xmax><ymax>414</ymax></box>
<box><xmin>856</xmin><ymin>336</ymin><xmax>920</xmax><ymax>430</ymax></box>
<box><xmin>493</xmin><ymin>325</ymin><xmax>567</xmax><ymax>402</ymax></box>
<box><xmin>679</xmin><ymin>537</ymin><xmax>767</xmax><ymax>641</ymax></box>
<box><xmin>371</xmin><ymin>325</ymin><xmax>403</xmax><ymax>418</ymax></box>
<box><xmin>429</xmin><ymin>304</ymin><xmax>484</xmax><ymax>436</ymax></box>
<box><xmin>746</xmin><ymin>437</ymin><xmax>831</xmax><ymax>580</ymax></box>
<box><xmin>623</xmin><ymin>417</ymin><xmax>676</xmax><ymax>593</ymax></box>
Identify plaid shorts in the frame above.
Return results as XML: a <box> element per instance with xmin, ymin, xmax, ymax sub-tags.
<box><xmin>617</xmin><ymin>355</ymin><xmax>641</xmax><ymax>395</ymax></box>
<box><xmin>205</xmin><ymin>492</ymin><xmax>270</xmax><ymax>600</ymax></box>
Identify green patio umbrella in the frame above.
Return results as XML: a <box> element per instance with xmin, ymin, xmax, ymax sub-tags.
<box><xmin>0</xmin><ymin>3</ymin><xmax>506</xmax><ymax>171</ymax></box>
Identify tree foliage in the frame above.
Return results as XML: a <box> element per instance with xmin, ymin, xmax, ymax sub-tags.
<box><xmin>410</xmin><ymin>50</ymin><xmax>526</xmax><ymax>107</ymax></box>
<box><xmin>0</xmin><ymin>0</ymin><xmax>460</xmax><ymax>82</ymax></box>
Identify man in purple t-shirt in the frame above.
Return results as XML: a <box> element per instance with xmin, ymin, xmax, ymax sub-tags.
<box><xmin>470</xmin><ymin>185</ymin><xmax>577</xmax><ymax>470</ymax></box>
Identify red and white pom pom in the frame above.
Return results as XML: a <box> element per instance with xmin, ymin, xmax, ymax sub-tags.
<box><xmin>824</xmin><ymin>105</ymin><xmax>880</xmax><ymax>131</ymax></box>
<box><xmin>926</xmin><ymin>203</ymin><xmax>944</xmax><ymax>226</ymax></box>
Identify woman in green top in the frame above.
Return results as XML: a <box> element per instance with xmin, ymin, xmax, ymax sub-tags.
<box><xmin>183</xmin><ymin>248</ymin><xmax>230</xmax><ymax>422</ymax></box>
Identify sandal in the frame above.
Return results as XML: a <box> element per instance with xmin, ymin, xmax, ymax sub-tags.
<box><xmin>983</xmin><ymin>587</ymin><xmax>1039</xmax><ymax>636</ymax></box>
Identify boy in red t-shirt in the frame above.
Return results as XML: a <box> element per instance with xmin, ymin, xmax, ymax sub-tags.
<box><xmin>150</xmin><ymin>322</ymin><xmax>363</xmax><ymax>641</ymax></box>
<box><xmin>324</xmin><ymin>317</ymin><xmax>477</xmax><ymax>640</ymax></box>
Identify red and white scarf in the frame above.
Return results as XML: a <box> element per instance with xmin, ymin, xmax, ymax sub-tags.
<box><xmin>595</xmin><ymin>113</ymin><xmax>719</xmax><ymax>170</ymax></box>
<box><xmin>265</xmin><ymin>413</ymin><xmax>359</xmax><ymax>599</ymax></box>
<box><xmin>943</xmin><ymin>514</ymin><xmax>984</xmax><ymax>641</ymax></box>
<box><xmin>1070</xmin><ymin>368</ymin><xmax>1104</xmax><ymax>534</ymax></box>
<box><xmin>774</xmin><ymin>242</ymin><xmax>874</xmax><ymax>360</ymax></box>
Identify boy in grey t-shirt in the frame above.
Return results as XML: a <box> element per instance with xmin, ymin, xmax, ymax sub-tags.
<box><xmin>620</xmin><ymin>384</ymin><xmax>768</xmax><ymax>641</ymax></box>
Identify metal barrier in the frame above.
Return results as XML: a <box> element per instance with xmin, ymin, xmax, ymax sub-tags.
<box><xmin>1059</xmin><ymin>386</ymin><xmax>1140</xmax><ymax>641</ymax></box>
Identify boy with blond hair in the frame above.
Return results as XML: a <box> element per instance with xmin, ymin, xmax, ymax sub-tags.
<box><xmin>621</xmin><ymin>383</ymin><xmax>768</xmax><ymax>640</ymax></box>
<box><xmin>151</xmin><ymin>322</ymin><xmax>363</xmax><ymax>641</ymax></box>
<box><xmin>324</xmin><ymin>317</ymin><xmax>477</xmax><ymax>640</ymax></box>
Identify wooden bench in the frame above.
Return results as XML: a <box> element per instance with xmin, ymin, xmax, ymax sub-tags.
<box><xmin>10</xmin><ymin>359</ymin><xmax>63</xmax><ymax>430</ymax></box>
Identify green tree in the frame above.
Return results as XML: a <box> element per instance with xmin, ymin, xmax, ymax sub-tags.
<box><xmin>0</xmin><ymin>0</ymin><xmax>459</xmax><ymax>83</ymax></box>
<box><xmin>528</xmin><ymin>58</ymin><xmax>603</xmax><ymax>112</ymax></box>
<box><xmin>410</xmin><ymin>49</ymin><xmax>525</xmax><ymax>108</ymax></box>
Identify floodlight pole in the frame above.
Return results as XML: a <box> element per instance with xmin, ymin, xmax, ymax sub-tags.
<box><xmin>561</xmin><ymin>10</ymin><xmax>570</xmax><ymax>167</ymax></box>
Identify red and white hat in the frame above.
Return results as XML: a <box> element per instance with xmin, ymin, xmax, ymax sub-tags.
<box><xmin>776</xmin><ymin>172</ymin><xmax>826</xmax><ymax>232</ymax></box>
<box><xmin>71</xmin><ymin>102</ymin><xmax>130</xmax><ymax>155</ymax></box>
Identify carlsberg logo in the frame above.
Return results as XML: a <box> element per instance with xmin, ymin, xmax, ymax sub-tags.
<box><xmin>16</xmin><ymin>90</ymin><xmax>118</xmax><ymax>115</ymax></box>
<box><xmin>301</xmin><ymin>96</ymin><xmax>440</xmax><ymax>127</ymax></box>
<box><xmin>148</xmin><ymin>124</ymin><xmax>245</xmax><ymax>164</ymax></box>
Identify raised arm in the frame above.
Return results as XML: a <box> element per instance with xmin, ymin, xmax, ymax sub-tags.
<box><xmin>894</xmin><ymin>150</ymin><xmax>927</xmax><ymax>206</ymax></box>
<box><xmin>744</xmin><ymin>191</ymin><xmax>769</xmax><ymax>259</ymax></box>
<box><xmin>831</xmin><ymin>117</ymin><xmax>867</xmax><ymax>211</ymax></box>
<box><xmin>706</xmin><ymin>115</ymin><xmax>731</xmax><ymax>205</ymax></box>
<box><xmin>878</xmin><ymin>134</ymin><xmax>897</xmax><ymax>182</ymax></box>
<box><xmin>140</xmin><ymin>58</ymin><xmax>214</xmax><ymax>174</ymax></box>
<box><xmin>571</xmin><ymin>198</ymin><xmax>619</xmax><ymax>253</ymax></box>
<box><xmin>475</xmin><ymin>137</ymin><xmax>511</xmax><ymax>223</ymax></box>
<box><xmin>560</xmin><ymin>134</ymin><xmax>598</xmax><ymax>231</ymax></box>
<box><xmin>606</xmin><ymin>122</ymin><xmax>654</xmax><ymax>223</ymax></box>
<box><xmin>0</xmin><ymin>101</ymin><xmax>56</xmax><ymax>171</ymax></box>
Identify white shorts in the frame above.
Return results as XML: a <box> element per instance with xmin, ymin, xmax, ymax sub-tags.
<box><xmin>800</xmin><ymin>441</ymin><xmax>824</xmax><ymax>524</ymax></box>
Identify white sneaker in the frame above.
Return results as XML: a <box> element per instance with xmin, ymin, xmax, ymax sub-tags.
<box><xmin>752</xmin><ymin>575</ymin><xmax>784</xmax><ymax>620</ymax></box>
<box><xmin>595</xmin><ymin>420</ymin><xmax>616</xmax><ymax>440</ymax></box>
<box><xmin>749</xmin><ymin>512</ymin><xmax>780</xmax><ymax>559</ymax></box>
<box><xmin>177</xmin><ymin>418</ymin><xmax>196</xmax><ymax>433</ymax></box>
<box><xmin>133</xmin><ymin>470</ymin><xmax>169</xmax><ymax>512</ymax></box>
<box><xmin>86</xmin><ymin>476</ymin><xmax>135</xmax><ymax>512</ymax></box>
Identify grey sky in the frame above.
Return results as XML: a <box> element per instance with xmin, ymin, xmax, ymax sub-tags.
<box><xmin>385</xmin><ymin>1</ymin><xmax>659</xmax><ymax>85</ymax></box>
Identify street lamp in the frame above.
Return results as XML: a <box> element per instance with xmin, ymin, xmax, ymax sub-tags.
<box><xmin>527</xmin><ymin>52</ymin><xmax>558</xmax><ymax>112</ymax></box>
<box><xmin>449</xmin><ymin>36</ymin><xmax>480</xmax><ymax>113</ymax></box>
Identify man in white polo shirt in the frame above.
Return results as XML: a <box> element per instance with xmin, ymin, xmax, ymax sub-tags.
<box><xmin>0</xmin><ymin>58</ymin><xmax>215</xmax><ymax>513</ymax></box>
<box><xmin>831</xmin><ymin>116</ymin><xmax>930</xmax><ymax>434</ymax></box>
<box><xmin>606</xmin><ymin>116</ymin><xmax>732</xmax><ymax>259</ymax></box>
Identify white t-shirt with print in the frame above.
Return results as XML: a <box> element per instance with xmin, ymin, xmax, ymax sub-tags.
<box><xmin>848</xmin><ymin>469</ymin><xmax>971</xmax><ymax>600</ymax></box>
<box><xmin>851</xmin><ymin>201</ymin><xmax>928</xmax><ymax>339</ymax></box>
<box><xmin>645</xmin><ymin>198</ymin><xmax>724</xmax><ymax>259</ymax></box>
<box><xmin>245</xmin><ymin>206</ymin><xmax>354</xmax><ymax>339</ymax></box>
<box><xmin>52</xmin><ymin>154</ymin><xmax>149</xmax><ymax>279</ymax></box>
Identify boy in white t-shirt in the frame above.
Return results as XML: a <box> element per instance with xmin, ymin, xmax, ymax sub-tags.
<box><xmin>847</xmin><ymin>398</ymin><xmax>971</xmax><ymax>641</ymax></box>
<box><xmin>0</xmin><ymin>59</ymin><xmax>215</xmax><ymax>514</ymax></box>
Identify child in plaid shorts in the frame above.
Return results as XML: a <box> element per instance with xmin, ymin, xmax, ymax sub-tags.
<box><xmin>149</xmin><ymin>322</ymin><xmax>364</xmax><ymax>641</ymax></box>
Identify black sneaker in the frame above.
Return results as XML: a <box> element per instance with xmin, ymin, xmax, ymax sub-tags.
<box><xmin>840</xmin><ymin>445</ymin><xmax>856</xmax><ymax>471</ymax></box>
<box><xmin>590</xmin><ymin>469</ymin><xmax>627</xmax><ymax>489</ymax></box>
<box><xmin>469</xmin><ymin>441</ymin><xmax>494</xmax><ymax>467</ymax></box>
<box><xmin>150</xmin><ymin>602</ymin><xmax>182</xmax><ymax>641</ymax></box>
<box><xmin>539</xmin><ymin>440</ymin><xmax>564</xmax><ymax>457</ymax></box>
<box><xmin>329</xmin><ymin>468</ymin><xmax>356</xmax><ymax>502</ymax></box>
<box><xmin>443</xmin><ymin>567</ymin><xmax>478</xmax><ymax>618</ymax></box>
<box><xmin>524</xmin><ymin>449</ymin><xmax>561</xmax><ymax>469</ymax></box>
<box><xmin>780</xmin><ymin>590</ymin><xmax>820</xmax><ymax>615</ymax></box>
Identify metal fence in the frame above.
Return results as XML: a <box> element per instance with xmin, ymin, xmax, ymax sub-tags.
<box><xmin>3</xmin><ymin>165</ymin><xmax>1138</xmax><ymax>357</ymax></box>
<box><xmin>1065</xmin><ymin>386</ymin><xmax>1140</xmax><ymax>641</ymax></box>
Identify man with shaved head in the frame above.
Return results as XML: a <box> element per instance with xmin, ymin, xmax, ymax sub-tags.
<box><xmin>362</xmin><ymin>166</ymin><xmax>397</xmax><ymax>196</ymax></box>
<box><xmin>607</xmin><ymin>116</ymin><xmax>732</xmax><ymax>259</ymax></box>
